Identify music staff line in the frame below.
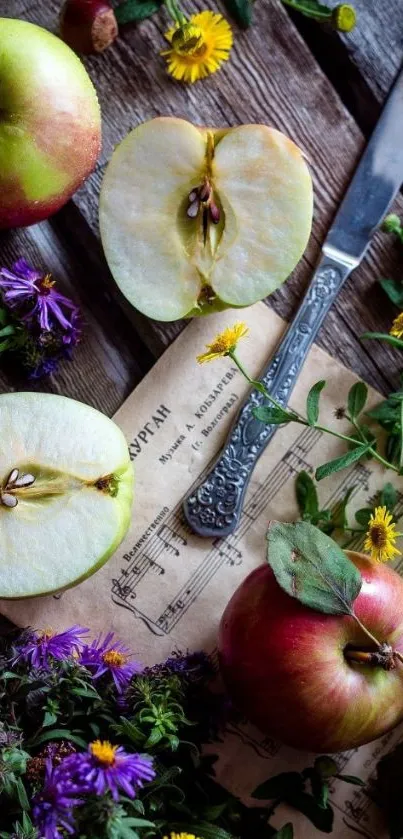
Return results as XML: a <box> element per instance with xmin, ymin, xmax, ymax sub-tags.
<box><xmin>112</xmin><ymin>427</ymin><xmax>320</xmax><ymax>633</ymax></box>
<box><xmin>112</xmin><ymin>426</ymin><xmax>375</xmax><ymax>635</ymax></box>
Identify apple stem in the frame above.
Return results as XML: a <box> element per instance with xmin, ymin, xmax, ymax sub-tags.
<box><xmin>345</xmin><ymin>647</ymin><xmax>397</xmax><ymax>670</ymax></box>
<box><xmin>351</xmin><ymin>611</ymin><xmax>384</xmax><ymax>649</ymax></box>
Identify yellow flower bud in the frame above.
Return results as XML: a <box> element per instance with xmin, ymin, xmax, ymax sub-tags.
<box><xmin>171</xmin><ymin>22</ymin><xmax>205</xmax><ymax>55</ymax></box>
<box><xmin>332</xmin><ymin>4</ymin><xmax>356</xmax><ymax>32</ymax></box>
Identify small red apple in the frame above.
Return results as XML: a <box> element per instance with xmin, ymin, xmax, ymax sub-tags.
<box><xmin>60</xmin><ymin>0</ymin><xmax>118</xmax><ymax>55</ymax></box>
<box><xmin>0</xmin><ymin>18</ymin><xmax>101</xmax><ymax>229</ymax></box>
<box><xmin>218</xmin><ymin>551</ymin><xmax>403</xmax><ymax>753</ymax></box>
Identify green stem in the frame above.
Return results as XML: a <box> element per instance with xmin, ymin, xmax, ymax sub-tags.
<box><xmin>344</xmin><ymin>527</ymin><xmax>365</xmax><ymax>534</ymax></box>
<box><xmin>314</xmin><ymin>424</ymin><xmax>399</xmax><ymax>473</ymax></box>
<box><xmin>164</xmin><ymin>0</ymin><xmax>185</xmax><ymax>25</ymax></box>
<box><xmin>351</xmin><ymin>612</ymin><xmax>383</xmax><ymax>649</ymax></box>
<box><xmin>230</xmin><ymin>351</ymin><xmax>305</xmax><ymax>421</ymax></box>
<box><xmin>280</xmin><ymin>0</ymin><xmax>332</xmax><ymax>20</ymax></box>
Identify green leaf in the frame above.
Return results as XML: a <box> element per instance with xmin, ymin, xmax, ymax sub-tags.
<box><xmin>28</xmin><ymin>729</ymin><xmax>87</xmax><ymax>749</ymax></box>
<box><xmin>252</xmin><ymin>771</ymin><xmax>303</xmax><ymax>800</ymax></box>
<box><xmin>361</xmin><ymin>332</ymin><xmax>403</xmax><ymax>349</ymax></box>
<box><xmin>347</xmin><ymin>382</ymin><xmax>368</xmax><ymax>419</ymax></box>
<box><xmin>314</xmin><ymin>756</ymin><xmax>338</xmax><ymax>779</ymax></box>
<box><xmin>380</xmin><ymin>482</ymin><xmax>397</xmax><ymax>511</ymax></box>
<box><xmin>306</xmin><ymin>380</ymin><xmax>326</xmax><ymax>426</ymax></box>
<box><xmin>273</xmin><ymin>825</ymin><xmax>294</xmax><ymax>839</ymax></box>
<box><xmin>287</xmin><ymin>791</ymin><xmax>334</xmax><ymax>833</ymax></box>
<box><xmin>331</xmin><ymin>485</ymin><xmax>355</xmax><ymax>530</ymax></box>
<box><xmin>221</xmin><ymin>0</ymin><xmax>252</xmax><ymax>28</ymax></box>
<box><xmin>43</xmin><ymin>711</ymin><xmax>58</xmax><ymax>727</ymax></box>
<box><xmin>118</xmin><ymin>819</ymin><xmax>155</xmax><ymax>828</ymax></box>
<box><xmin>174</xmin><ymin>823</ymin><xmax>234</xmax><ymax>839</ymax></box>
<box><xmin>379</xmin><ymin>277</ymin><xmax>403</xmax><ymax>308</ymax></box>
<box><xmin>266</xmin><ymin>520</ymin><xmax>362</xmax><ymax>615</ymax></box>
<box><xmin>335</xmin><ymin>773</ymin><xmax>366</xmax><ymax>786</ymax></box>
<box><xmin>355</xmin><ymin>507</ymin><xmax>372</xmax><ymax>527</ymax></box>
<box><xmin>253</xmin><ymin>406</ymin><xmax>296</xmax><ymax>425</ymax></box>
<box><xmin>386</xmin><ymin>432</ymin><xmax>402</xmax><ymax>466</ymax></box>
<box><xmin>295</xmin><ymin>471</ymin><xmax>319</xmax><ymax>520</ymax></box>
<box><xmin>0</xmin><ymin>325</ymin><xmax>16</xmax><ymax>339</ymax></box>
<box><xmin>114</xmin><ymin>0</ymin><xmax>163</xmax><ymax>24</ymax></box>
<box><xmin>15</xmin><ymin>779</ymin><xmax>29</xmax><ymax>811</ymax></box>
<box><xmin>315</xmin><ymin>443</ymin><xmax>372</xmax><ymax>481</ymax></box>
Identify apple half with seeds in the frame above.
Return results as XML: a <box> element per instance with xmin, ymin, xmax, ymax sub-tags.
<box><xmin>99</xmin><ymin>117</ymin><xmax>313</xmax><ymax>321</ymax></box>
<box><xmin>0</xmin><ymin>393</ymin><xmax>133</xmax><ymax>599</ymax></box>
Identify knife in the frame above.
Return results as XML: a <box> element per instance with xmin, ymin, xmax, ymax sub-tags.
<box><xmin>183</xmin><ymin>64</ymin><xmax>403</xmax><ymax>539</ymax></box>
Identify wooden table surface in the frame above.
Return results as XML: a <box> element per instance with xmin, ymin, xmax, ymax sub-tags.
<box><xmin>2</xmin><ymin>0</ymin><xmax>403</xmax><ymax>411</ymax></box>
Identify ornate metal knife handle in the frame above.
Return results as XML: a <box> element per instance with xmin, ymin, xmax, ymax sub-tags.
<box><xmin>183</xmin><ymin>248</ymin><xmax>358</xmax><ymax>538</ymax></box>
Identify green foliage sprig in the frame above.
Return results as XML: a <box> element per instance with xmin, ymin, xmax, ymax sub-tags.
<box><xmin>225</xmin><ymin>345</ymin><xmax>403</xmax><ymax>483</ymax></box>
<box><xmin>253</xmin><ymin>756</ymin><xmax>364</xmax><ymax>836</ymax></box>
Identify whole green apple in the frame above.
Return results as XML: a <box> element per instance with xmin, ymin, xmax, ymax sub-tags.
<box><xmin>0</xmin><ymin>392</ymin><xmax>133</xmax><ymax>598</ymax></box>
<box><xmin>218</xmin><ymin>551</ymin><xmax>403</xmax><ymax>752</ymax></box>
<box><xmin>0</xmin><ymin>18</ymin><xmax>101</xmax><ymax>229</ymax></box>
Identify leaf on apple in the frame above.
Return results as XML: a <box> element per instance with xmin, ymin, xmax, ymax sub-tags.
<box><xmin>266</xmin><ymin>521</ymin><xmax>362</xmax><ymax>615</ymax></box>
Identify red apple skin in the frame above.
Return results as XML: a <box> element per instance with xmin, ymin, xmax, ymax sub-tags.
<box><xmin>0</xmin><ymin>19</ymin><xmax>101</xmax><ymax>229</ymax></box>
<box><xmin>218</xmin><ymin>551</ymin><xmax>403</xmax><ymax>753</ymax></box>
<box><xmin>60</xmin><ymin>0</ymin><xmax>118</xmax><ymax>55</ymax></box>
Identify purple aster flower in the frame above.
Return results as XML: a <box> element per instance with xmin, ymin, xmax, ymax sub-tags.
<box><xmin>80</xmin><ymin>632</ymin><xmax>142</xmax><ymax>693</ymax></box>
<box><xmin>32</xmin><ymin>759</ymin><xmax>81</xmax><ymax>839</ymax></box>
<box><xmin>0</xmin><ymin>259</ymin><xmax>81</xmax><ymax>334</ymax></box>
<box><xmin>59</xmin><ymin>741</ymin><xmax>155</xmax><ymax>802</ymax></box>
<box><xmin>13</xmin><ymin>625</ymin><xmax>89</xmax><ymax>670</ymax></box>
<box><xmin>29</xmin><ymin>356</ymin><xmax>61</xmax><ymax>380</ymax></box>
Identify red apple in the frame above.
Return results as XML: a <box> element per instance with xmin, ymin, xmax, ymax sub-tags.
<box><xmin>0</xmin><ymin>18</ymin><xmax>101</xmax><ymax>229</ymax></box>
<box><xmin>60</xmin><ymin>0</ymin><xmax>118</xmax><ymax>55</ymax></box>
<box><xmin>218</xmin><ymin>551</ymin><xmax>403</xmax><ymax>752</ymax></box>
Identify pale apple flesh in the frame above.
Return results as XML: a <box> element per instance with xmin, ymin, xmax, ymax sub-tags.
<box><xmin>0</xmin><ymin>18</ymin><xmax>101</xmax><ymax>229</ymax></box>
<box><xmin>218</xmin><ymin>551</ymin><xmax>403</xmax><ymax>753</ymax></box>
<box><xmin>0</xmin><ymin>393</ymin><xmax>133</xmax><ymax>599</ymax></box>
<box><xmin>99</xmin><ymin>117</ymin><xmax>313</xmax><ymax>321</ymax></box>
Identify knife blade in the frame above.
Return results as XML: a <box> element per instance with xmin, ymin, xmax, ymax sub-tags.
<box><xmin>183</xmin><ymin>63</ymin><xmax>403</xmax><ymax>539</ymax></box>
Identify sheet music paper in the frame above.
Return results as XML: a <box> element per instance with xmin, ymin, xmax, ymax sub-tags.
<box><xmin>2</xmin><ymin>302</ymin><xmax>402</xmax><ymax>839</ymax></box>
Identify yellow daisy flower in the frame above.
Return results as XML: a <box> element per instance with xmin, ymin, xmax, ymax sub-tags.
<box><xmin>364</xmin><ymin>506</ymin><xmax>402</xmax><ymax>563</ymax></box>
<box><xmin>163</xmin><ymin>834</ymin><xmax>201</xmax><ymax>839</ymax></box>
<box><xmin>162</xmin><ymin>11</ymin><xmax>233</xmax><ymax>84</ymax></box>
<box><xmin>197</xmin><ymin>322</ymin><xmax>249</xmax><ymax>364</ymax></box>
<box><xmin>390</xmin><ymin>312</ymin><xmax>403</xmax><ymax>339</ymax></box>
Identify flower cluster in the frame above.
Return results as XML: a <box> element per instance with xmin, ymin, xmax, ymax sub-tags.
<box><xmin>0</xmin><ymin>624</ymin><xmax>237</xmax><ymax>839</ymax></box>
<box><xmin>33</xmin><ymin>746</ymin><xmax>155</xmax><ymax>837</ymax></box>
<box><xmin>0</xmin><ymin>259</ymin><xmax>82</xmax><ymax>379</ymax></box>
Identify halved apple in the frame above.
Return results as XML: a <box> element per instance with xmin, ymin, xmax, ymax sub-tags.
<box><xmin>0</xmin><ymin>392</ymin><xmax>133</xmax><ymax>599</ymax></box>
<box><xmin>99</xmin><ymin>117</ymin><xmax>313</xmax><ymax>321</ymax></box>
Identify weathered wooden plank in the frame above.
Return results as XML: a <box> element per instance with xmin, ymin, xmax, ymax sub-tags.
<box><xmin>5</xmin><ymin>0</ymin><xmax>403</xmax><ymax>398</ymax></box>
<box><xmin>0</xmin><ymin>217</ymin><xmax>151</xmax><ymax>415</ymax></box>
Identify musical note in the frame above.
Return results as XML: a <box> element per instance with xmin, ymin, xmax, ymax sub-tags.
<box><xmin>157</xmin><ymin>523</ymin><xmax>187</xmax><ymax>556</ymax></box>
